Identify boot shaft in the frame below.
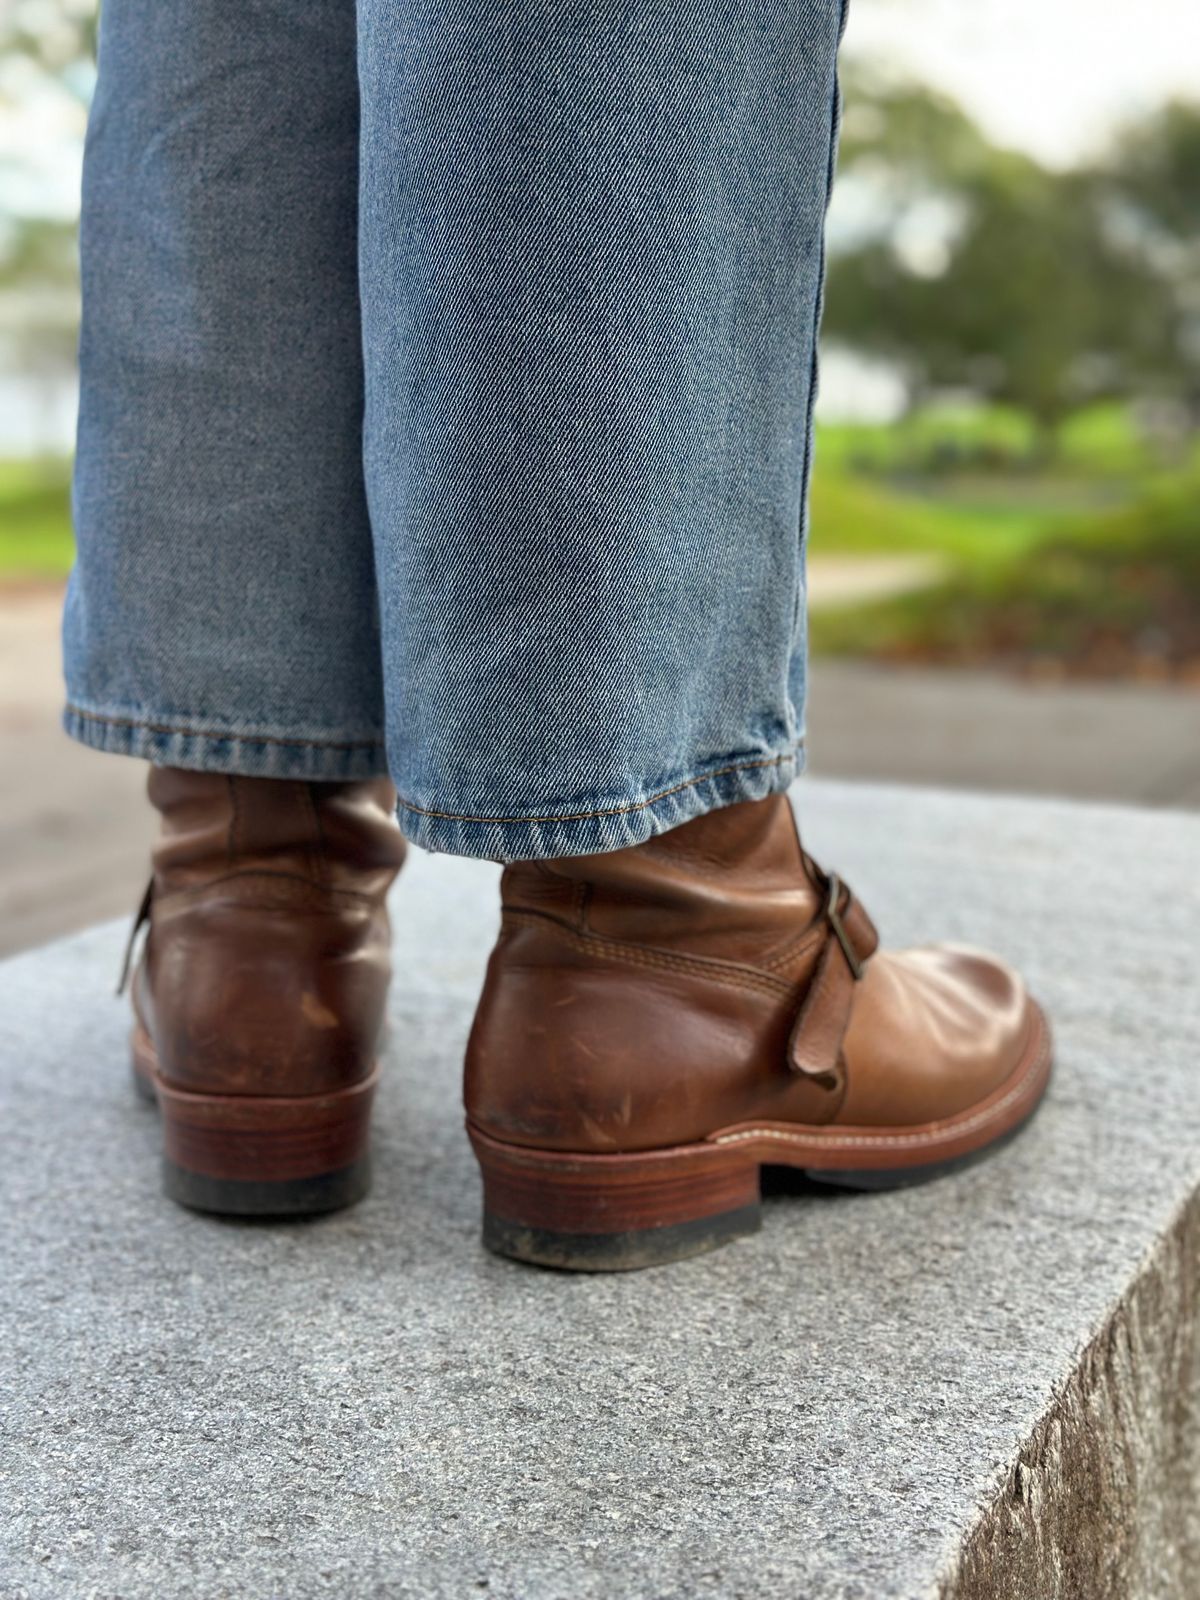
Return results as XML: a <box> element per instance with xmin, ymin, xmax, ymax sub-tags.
<box><xmin>147</xmin><ymin>768</ymin><xmax>405</xmax><ymax>895</ymax></box>
<box><xmin>466</xmin><ymin>795</ymin><xmax>873</xmax><ymax>1152</ymax></box>
<box><xmin>138</xmin><ymin>768</ymin><xmax>405</xmax><ymax>1097</ymax></box>
<box><xmin>500</xmin><ymin>793</ymin><xmax>827</xmax><ymax>978</ymax></box>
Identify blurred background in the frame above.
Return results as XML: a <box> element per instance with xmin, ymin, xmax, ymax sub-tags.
<box><xmin>1</xmin><ymin>0</ymin><xmax>1198</xmax><ymax>956</ymax></box>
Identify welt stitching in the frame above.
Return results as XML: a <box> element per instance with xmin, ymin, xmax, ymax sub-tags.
<box><xmin>394</xmin><ymin>751</ymin><xmax>800</xmax><ymax>828</ymax></box>
<box><xmin>66</xmin><ymin>703</ymin><xmax>384</xmax><ymax>753</ymax></box>
<box><xmin>504</xmin><ymin>909</ymin><xmax>795</xmax><ymax>999</ymax></box>
<box><xmin>714</xmin><ymin>1026</ymin><xmax>1050</xmax><ymax>1152</ymax></box>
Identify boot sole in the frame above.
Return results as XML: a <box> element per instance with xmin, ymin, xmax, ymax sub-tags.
<box><xmin>131</xmin><ymin>1028</ymin><xmax>376</xmax><ymax>1218</ymax></box>
<box><xmin>470</xmin><ymin>1000</ymin><xmax>1053</xmax><ymax>1272</ymax></box>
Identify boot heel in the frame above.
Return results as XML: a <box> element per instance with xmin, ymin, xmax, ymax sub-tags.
<box><xmin>468</xmin><ymin>1123</ymin><xmax>761</xmax><ymax>1271</ymax></box>
<box><xmin>154</xmin><ymin>1066</ymin><xmax>378</xmax><ymax>1218</ymax></box>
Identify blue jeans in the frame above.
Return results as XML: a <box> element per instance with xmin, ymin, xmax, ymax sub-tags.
<box><xmin>64</xmin><ymin>0</ymin><xmax>847</xmax><ymax>861</ymax></box>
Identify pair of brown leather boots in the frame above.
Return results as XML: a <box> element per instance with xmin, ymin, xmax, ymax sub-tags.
<box><xmin>128</xmin><ymin>768</ymin><xmax>1052</xmax><ymax>1270</ymax></box>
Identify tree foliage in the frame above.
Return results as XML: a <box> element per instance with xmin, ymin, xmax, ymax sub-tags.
<box><xmin>0</xmin><ymin>1</ymin><xmax>95</xmax><ymax>294</ymax></box>
<box><xmin>824</xmin><ymin>73</ymin><xmax>1198</xmax><ymax>449</ymax></box>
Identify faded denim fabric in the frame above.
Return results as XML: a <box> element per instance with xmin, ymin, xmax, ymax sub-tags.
<box><xmin>65</xmin><ymin>0</ymin><xmax>848</xmax><ymax>861</ymax></box>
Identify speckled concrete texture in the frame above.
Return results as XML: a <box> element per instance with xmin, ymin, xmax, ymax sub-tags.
<box><xmin>1</xmin><ymin>781</ymin><xmax>1198</xmax><ymax>1600</ymax></box>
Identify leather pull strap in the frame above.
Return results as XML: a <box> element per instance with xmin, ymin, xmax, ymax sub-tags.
<box><xmin>115</xmin><ymin>878</ymin><xmax>154</xmax><ymax>997</ymax></box>
<box><xmin>786</xmin><ymin>870</ymin><xmax>878</xmax><ymax>1081</ymax></box>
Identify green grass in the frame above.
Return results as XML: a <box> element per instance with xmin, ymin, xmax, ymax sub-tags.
<box><xmin>806</xmin><ymin>402</ymin><xmax>1170</xmax><ymax>579</ymax></box>
<box><xmin>808</xmin><ymin>403</ymin><xmax>1200</xmax><ymax>674</ymax></box>
<box><xmin>0</xmin><ymin>458</ymin><xmax>74</xmax><ymax>579</ymax></box>
<box><xmin>815</xmin><ymin>400</ymin><xmax>1167</xmax><ymax>482</ymax></box>
<box><xmin>811</xmin><ymin>469</ymin><xmax>1200</xmax><ymax>675</ymax></box>
<box><xmin>816</xmin><ymin>404</ymin><xmax>1038</xmax><ymax>477</ymax></box>
<box><xmin>808</xmin><ymin>463</ymin><xmax>1055</xmax><ymax>565</ymax></box>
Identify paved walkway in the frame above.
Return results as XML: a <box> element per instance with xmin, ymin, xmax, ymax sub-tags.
<box><xmin>806</xmin><ymin>659</ymin><xmax>1200</xmax><ymax>808</ymax></box>
<box><xmin>3</xmin><ymin>582</ymin><xmax>1198</xmax><ymax>957</ymax></box>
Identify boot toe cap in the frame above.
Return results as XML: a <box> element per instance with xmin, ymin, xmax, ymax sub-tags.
<box><xmin>838</xmin><ymin>942</ymin><xmax>1043</xmax><ymax>1127</ymax></box>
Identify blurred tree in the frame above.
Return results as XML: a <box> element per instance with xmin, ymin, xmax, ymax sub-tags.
<box><xmin>0</xmin><ymin>3</ymin><xmax>95</xmax><ymax>451</ymax></box>
<box><xmin>0</xmin><ymin>0</ymin><xmax>96</xmax><ymax>65</ymax></box>
<box><xmin>835</xmin><ymin>75</ymin><xmax>994</xmax><ymax>203</ymax></box>
<box><xmin>824</xmin><ymin>73</ymin><xmax>1187</xmax><ymax>457</ymax></box>
<box><xmin>0</xmin><ymin>214</ymin><xmax>75</xmax><ymax>293</ymax></box>
<box><xmin>1100</xmin><ymin>99</ymin><xmax>1200</xmax><ymax>248</ymax></box>
<box><xmin>1093</xmin><ymin>99</ymin><xmax>1200</xmax><ymax>428</ymax></box>
<box><xmin>0</xmin><ymin>0</ymin><xmax>96</xmax><ymax>220</ymax></box>
<box><xmin>0</xmin><ymin>0</ymin><xmax>95</xmax><ymax>423</ymax></box>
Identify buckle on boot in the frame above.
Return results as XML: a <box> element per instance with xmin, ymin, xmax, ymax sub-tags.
<box><xmin>825</xmin><ymin>874</ymin><xmax>865</xmax><ymax>981</ymax></box>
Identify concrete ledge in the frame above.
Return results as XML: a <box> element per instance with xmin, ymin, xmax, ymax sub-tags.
<box><xmin>2</xmin><ymin>780</ymin><xmax>1198</xmax><ymax>1599</ymax></box>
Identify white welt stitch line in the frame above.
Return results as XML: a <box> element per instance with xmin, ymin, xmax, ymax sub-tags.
<box><xmin>713</xmin><ymin>1030</ymin><xmax>1050</xmax><ymax>1153</ymax></box>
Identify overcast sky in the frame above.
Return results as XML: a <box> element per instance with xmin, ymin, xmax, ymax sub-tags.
<box><xmin>847</xmin><ymin>0</ymin><xmax>1200</xmax><ymax>165</ymax></box>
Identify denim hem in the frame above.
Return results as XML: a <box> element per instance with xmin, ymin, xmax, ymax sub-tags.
<box><xmin>394</xmin><ymin>744</ymin><xmax>805</xmax><ymax>862</ymax></box>
<box><xmin>62</xmin><ymin>702</ymin><xmax>390</xmax><ymax>781</ymax></box>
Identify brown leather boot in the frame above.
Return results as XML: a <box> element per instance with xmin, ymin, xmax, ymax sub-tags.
<box><xmin>125</xmin><ymin>767</ymin><xmax>405</xmax><ymax>1216</ymax></box>
<box><xmin>465</xmin><ymin>793</ymin><xmax>1052</xmax><ymax>1270</ymax></box>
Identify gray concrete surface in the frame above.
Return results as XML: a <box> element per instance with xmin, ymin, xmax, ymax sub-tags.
<box><xmin>4</xmin><ymin>583</ymin><xmax>1200</xmax><ymax>959</ymax></box>
<box><xmin>3</xmin><ymin>781</ymin><xmax>1199</xmax><ymax>1599</ymax></box>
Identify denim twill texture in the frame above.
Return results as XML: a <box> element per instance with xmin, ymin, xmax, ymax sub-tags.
<box><xmin>65</xmin><ymin>0</ymin><xmax>848</xmax><ymax>861</ymax></box>
<box><xmin>65</xmin><ymin>0</ymin><xmax>387</xmax><ymax>781</ymax></box>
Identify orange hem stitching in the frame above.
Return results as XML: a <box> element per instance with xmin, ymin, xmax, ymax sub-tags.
<box><xmin>394</xmin><ymin>750</ymin><xmax>801</xmax><ymax>828</ymax></box>
<box><xmin>65</xmin><ymin>703</ymin><xmax>384</xmax><ymax>755</ymax></box>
